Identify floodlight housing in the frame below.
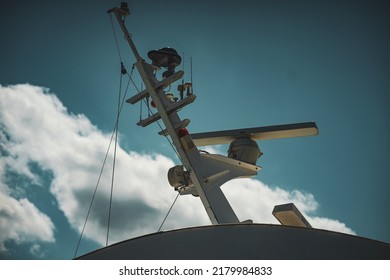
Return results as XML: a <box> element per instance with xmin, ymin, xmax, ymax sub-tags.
<box><xmin>272</xmin><ymin>203</ymin><xmax>312</xmax><ymax>228</ymax></box>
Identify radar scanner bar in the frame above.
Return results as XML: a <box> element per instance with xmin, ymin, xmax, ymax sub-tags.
<box><xmin>191</xmin><ymin>122</ymin><xmax>318</xmax><ymax>146</ymax></box>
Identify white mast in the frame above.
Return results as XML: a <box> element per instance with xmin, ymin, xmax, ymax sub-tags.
<box><xmin>108</xmin><ymin>3</ymin><xmax>318</xmax><ymax>225</ymax></box>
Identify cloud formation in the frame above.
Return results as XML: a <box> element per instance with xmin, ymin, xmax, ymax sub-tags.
<box><xmin>0</xmin><ymin>192</ymin><xmax>55</xmax><ymax>252</ymax></box>
<box><xmin>0</xmin><ymin>84</ymin><xmax>355</xmax><ymax>256</ymax></box>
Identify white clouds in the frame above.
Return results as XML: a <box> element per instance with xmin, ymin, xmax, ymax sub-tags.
<box><xmin>0</xmin><ymin>84</ymin><xmax>355</xmax><ymax>257</ymax></box>
<box><xmin>222</xmin><ymin>178</ymin><xmax>355</xmax><ymax>235</ymax></box>
<box><xmin>0</xmin><ymin>192</ymin><xmax>55</xmax><ymax>252</ymax></box>
<box><xmin>0</xmin><ymin>84</ymin><xmax>183</xmax><ymax>249</ymax></box>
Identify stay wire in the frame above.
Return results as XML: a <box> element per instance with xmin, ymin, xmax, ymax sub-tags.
<box><xmin>73</xmin><ymin>65</ymin><xmax>131</xmax><ymax>258</ymax></box>
<box><xmin>106</xmin><ymin>64</ymin><xmax>125</xmax><ymax>246</ymax></box>
<box><xmin>109</xmin><ymin>13</ymin><xmax>123</xmax><ymax>62</ymax></box>
<box><xmin>157</xmin><ymin>192</ymin><xmax>180</xmax><ymax>232</ymax></box>
<box><xmin>75</xmin><ymin>14</ymin><xmax>155</xmax><ymax>256</ymax></box>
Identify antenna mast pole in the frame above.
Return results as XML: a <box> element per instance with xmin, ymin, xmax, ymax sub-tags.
<box><xmin>108</xmin><ymin>3</ymin><xmax>242</xmax><ymax>224</ymax></box>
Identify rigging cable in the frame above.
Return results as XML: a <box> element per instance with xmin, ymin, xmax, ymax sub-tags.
<box><xmin>190</xmin><ymin>57</ymin><xmax>194</xmax><ymax>94</ymax></box>
<box><xmin>109</xmin><ymin>13</ymin><xmax>123</xmax><ymax>62</ymax></box>
<box><xmin>106</xmin><ymin>63</ymin><xmax>126</xmax><ymax>246</ymax></box>
<box><xmin>75</xmin><ymin>14</ymin><xmax>184</xmax><ymax>253</ymax></box>
<box><xmin>73</xmin><ymin>65</ymin><xmax>131</xmax><ymax>258</ymax></box>
<box><xmin>107</xmin><ymin>13</ymin><xmax>135</xmax><ymax>246</ymax></box>
<box><xmin>76</xmin><ymin>13</ymin><xmax>187</xmax><ymax>253</ymax></box>
<box><xmin>157</xmin><ymin>192</ymin><xmax>180</xmax><ymax>232</ymax></box>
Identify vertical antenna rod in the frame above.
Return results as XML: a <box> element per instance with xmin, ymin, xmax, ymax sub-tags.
<box><xmin>190</xmin><ymin>57</ymin><xmax>193</xmax><ymax>94</ymax></box>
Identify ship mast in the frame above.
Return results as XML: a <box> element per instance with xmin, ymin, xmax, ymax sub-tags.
<box><xmin>108</xmin><ymin>3</ymin><xmax>318</xmax><ymax>225</ymax></box>
<box><xmin>108</xmin><ymin>3</ymin><xmax>242</xmax><ymax>224</ymax></box>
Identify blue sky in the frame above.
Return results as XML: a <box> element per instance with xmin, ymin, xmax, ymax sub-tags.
<box><xmin>0</xmin><ymin>0</ymin><xmax>389</xmax><ymax>259</ymax></box>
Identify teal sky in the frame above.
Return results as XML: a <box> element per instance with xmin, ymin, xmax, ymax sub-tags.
<box><xmin>0</xmin><ymin>0</ymin><xmax>389</xmax><ymax>259</ymax></box>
